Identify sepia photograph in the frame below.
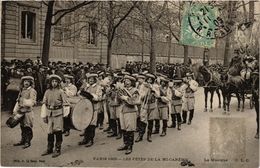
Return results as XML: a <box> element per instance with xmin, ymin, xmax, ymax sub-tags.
<box><xmin>1</xmin><ymin>0</ymin><xmax>259</xmax><ymax>167</ymax></box>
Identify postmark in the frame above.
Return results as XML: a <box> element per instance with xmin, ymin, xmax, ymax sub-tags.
<box><xmin>187</xmin><ymin>3</ymin><xmax>232</xmax><ymax>39</ymax></box>
<box><xmin>180</xmin><ymin>3</ymin><xmax>216</xmax><ymax>48</ymax></box>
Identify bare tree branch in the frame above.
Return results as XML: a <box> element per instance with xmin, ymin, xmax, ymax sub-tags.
<box><xmin>42</xmin><ymin>1</ymin><xmax>48</xmax><ymax>6</ymax></box>
<box><xmin>110</xmin><ymin>2</ymin><xmax>138</xmax><ymax>44</ymax></box>
<box><xmin>51</xmin><ymin>1</ymin><xmax>96</xmax><ymax>25</ymax></box>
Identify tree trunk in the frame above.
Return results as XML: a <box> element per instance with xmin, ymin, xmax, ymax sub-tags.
<box><xmin>183</xmin><ymin>45</ymin><xmax>189</xmax><ymax>65</ymax></box>
<box><xmin>224</xmin><ymin>35</ymin><xmax>230</xmax><ymax>66</ymax></box>
<box><xmin>223</xmin><ymin>1</ymin><xmax>233</xmax><ymax>67</ymax></box>
<box><xmin>167</xmin><ymin>33</ymin><xmax>171</xmax><ymax>64</ymax></box>
<box><xmin>249</xmin><ymin>1</ymin><xmax>254</xmax><ymax>22</ymax></box>
<box><xmin>42</xmin><ymin>0</ymin><xmax>54</xmax><ymax>66</ymax></box>
<box><xmin>149</xmin><ymin>24</ymin><xmax>156</xmax><ymax>73</ymax></box>
<box><xmin>141</xmin><ymin>20</ymin><xmax>145</xmax><ymax>63</ymax></box>
<box><xmin>106</xmin><ymin>1</ymin><xmax>113</xmax><ymax>68</ymax></box>
<box><xmin>107</xmin><ymin>42</ymin><xmax>112</xmax><ymax>69</ymax></box>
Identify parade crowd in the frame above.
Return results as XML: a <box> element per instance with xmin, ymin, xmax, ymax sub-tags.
<box><xmin>0</xmin><ymin>56</ymin><xmax>235</xmax><ymax>158</ymax></box>
<box><xmin>2</xmin><ymin>51</ymin><xmax>260</xmax><ymax>158</ymax></box>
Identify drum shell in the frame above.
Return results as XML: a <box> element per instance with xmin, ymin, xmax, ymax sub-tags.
<box><xmin>6</xmin><ymin>115</ymin><xmax>23</xmax><ymax>128</ymax></box>
<box><xmin>69</xmin><ymin>97</ymin><xmax>94</xmax><ymax>130</ymax></box>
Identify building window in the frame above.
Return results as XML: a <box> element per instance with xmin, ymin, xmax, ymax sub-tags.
<box><xmin>21</xmin><ymin>11</ymin><xmax>36</xmax><ymax>40</ymax></box>
<box><xmin>88</xmin><ymin>22</ymin><xmax>97</xmax><ymax>45</ymax></box>
<box><xmin>53</xmin><ymin>14</ymin><xmax>73</xmax><ymax>45</ymax></box>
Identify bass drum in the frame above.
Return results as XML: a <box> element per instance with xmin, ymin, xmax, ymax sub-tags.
<box><xmin>70</xmin><ymin>98</ymin><xmax>94</xmax><ymax>130</ymax></box>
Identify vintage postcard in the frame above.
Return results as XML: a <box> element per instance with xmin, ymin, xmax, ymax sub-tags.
<box><xmin>1</xmin><ymin>1</ymin><xmax>259</xmax><ymax>168</ymax></box>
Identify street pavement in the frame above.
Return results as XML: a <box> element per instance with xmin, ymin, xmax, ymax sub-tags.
<box><xmin>1</xmin><ymin>88</ymin><xmax>259</xmax><ymax>168</ymax></box>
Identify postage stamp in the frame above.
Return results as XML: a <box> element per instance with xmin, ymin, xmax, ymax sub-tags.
<box><xmin>180</xmin><ymin>3</ymin><xmax>232</xmax><ymax>48</ymax></box>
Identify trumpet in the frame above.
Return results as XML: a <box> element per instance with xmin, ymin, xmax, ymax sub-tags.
<box><xmin>117</xmin><ymin>87</ymin><xmax>133</xmax><ymax>98</ymax></box>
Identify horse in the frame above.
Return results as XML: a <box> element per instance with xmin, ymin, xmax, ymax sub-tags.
<box><xmin>220</xmin><ymin>72</ymin><xmax>245</xmax><ymax>114</ymax></box>
<box><xmin>225</xmin><ymin>55</ymin><xmax>257</xmax><ymax>112</ymax></box>
<box><xmin>197</xmin><ymin>65</ymin><xmax>222</xmax><ymax>112</ymax></box>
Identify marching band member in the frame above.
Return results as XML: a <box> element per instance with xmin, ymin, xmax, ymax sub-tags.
<box><xmin>169</xmin><ymin>78</ymin><xmax>184</xmax><ymax>130</ymax></box>
<box><xmin>78</xmin><ymin>73</ymin><xmax>103</xmax><ymax>147</ymax></box>
<box><xmin>182</xmin><ymin>72</ymin><xmax>199</xmax><ymax>125</ymax></box>
<box><xmin>107</xmin><ymin>74</ymin><xmax>124</xmax><ymax>139</ymax></box>
<box><xmin>135</xmin><ymin>73</ymin><xmax>159</xmax><ymax>143</ymax></box>
<box><xmin>41</xmin><ymin>74</ymin><xmax>69</xmax><ymax>158</ymax></box>
<box><xmin>97</xmin><ymin>71</ymin><xmax>106</xmax><ymax>130</ymax></box>
<box><xmin>13</xmin><ymin>76</ymin><xmax>37</xmax><ymax>149</ymax></box>
<box><xmin>104</xmin><ymin>71</ymin><xmax>124</xmax><ymax>134</ymax></box>
<box><xmin>117</xmin><ymin>75</ymin><xmax>139</xmax><ymax>155</ymax></box>
<box><xmin>135</xmin><ymin>74</ymin><xmax>147</xmax><ymax>132</ymax></box>
<box><xmin>62</xmin><ymin>74</ymin><xmax>77</xmax><ymax>136</ymax></box>
<box><xmin>155</xmin><ymin>75</ymin><xmax>172</xmax><ymax>136</ymax></box>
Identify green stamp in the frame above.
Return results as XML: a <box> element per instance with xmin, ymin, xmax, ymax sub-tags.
<box><xmin>180</xmin><ymin>3</ymin><xmax>225</xmax><ymax>48</ymax></box>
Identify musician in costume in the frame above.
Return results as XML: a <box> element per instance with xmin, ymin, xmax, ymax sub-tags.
<box><xmin>182</xmin><ymin>73</ymin><xmax>198</xmax><ymax>125</ymax></box>
<box><xmin>117</xmin><ymin>75</ymin><xmax>139</xmax><ymax>155</ymax></box>
<box><xmin>169</xmin><ymin>78</ymin><xmax>183</xmax><ymax>130</ymax></box>
<box><xmin>13</xmin><ymin>76</ymin><xmax>37</xmax><ymax>149</ymax></box>
<box><xmin>135</xmin><ymin>73</ymin><xmax>159</xmax><ymax>143</ymax></box>
<box><xmin>62</xmin><ymin>74</ymin><xmax>77</xmax><ymax>136</ymax></box>
<box><xmin>107</xmin><ymin>76</ymin><xmax>124</xmax><ymax>139</ymax></box>
<box><xmin>41</xmin><ymin>74</ymin><xmax>69</xmax><ymax>158</ymax></box>
<box><xmin>135</xmin><ymin>74</ymin><xmax>147</xmax><ymax>132</ymax></box>
<box><xmin>97</xmin><ymin>71</ymin><xmax>106</xmax><ymax>130</ymax></box>
<box><xmin>78</xmin><ymin>73</ymin><xmax>103</xmax><ymax>147</ymax></box>
<box><xmin>103</xmin><ymin>71</ymin><xmax>123</xmax><ymax>134</ymax></box>
<box><xmin>154</xmin><ymin>75</ymin><xmax>172</xmax><ymax>136</ymax></box>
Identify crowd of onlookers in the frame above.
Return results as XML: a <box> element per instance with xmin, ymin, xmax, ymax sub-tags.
<box><xmin>1</xmin><ymin>58</ymin><xmax>223</xmax><ymax>111</ymax></box>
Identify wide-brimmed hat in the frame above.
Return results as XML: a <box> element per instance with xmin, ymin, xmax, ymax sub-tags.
<box><xmin>157</xmin><ymin>73</ymin><xmax>169</xmax><ymax>82</ymax></box>
<box><xmin>136</xmin><ymin>74</ymin><xmax>146</xmax><ymax>79</ymax></box>
<box><xmin>64</xmin><ymin>74</ymin><xmax>74</xmax><ymax>79</ymax></box>
<box><xmin>145</xmin><ymin>73</ymin><xmax>156</xmax><ymax>79</ymax></box>
<box><xmin>123</xmin><ymin>75</ymin><xmax>136</xmax><ymax>81</ymax></box>
<box><xmin>86</xmin><ymin>73</ymin><xmax>98</xmax><ymax>78</ymax></box>
<box><xmin>21</xmin><ymin>76</ymin><xmax>34</xmax><ymax>81</ymax></box>
<box><xmin>172</xmin><ymin>78</ymin><xmax>183</xmax><ymax>83</ymax></box>
<box><xmin>49</xmin><ymin>74</ymin><xmax>62</xmax><ymax>82</ymax></box>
